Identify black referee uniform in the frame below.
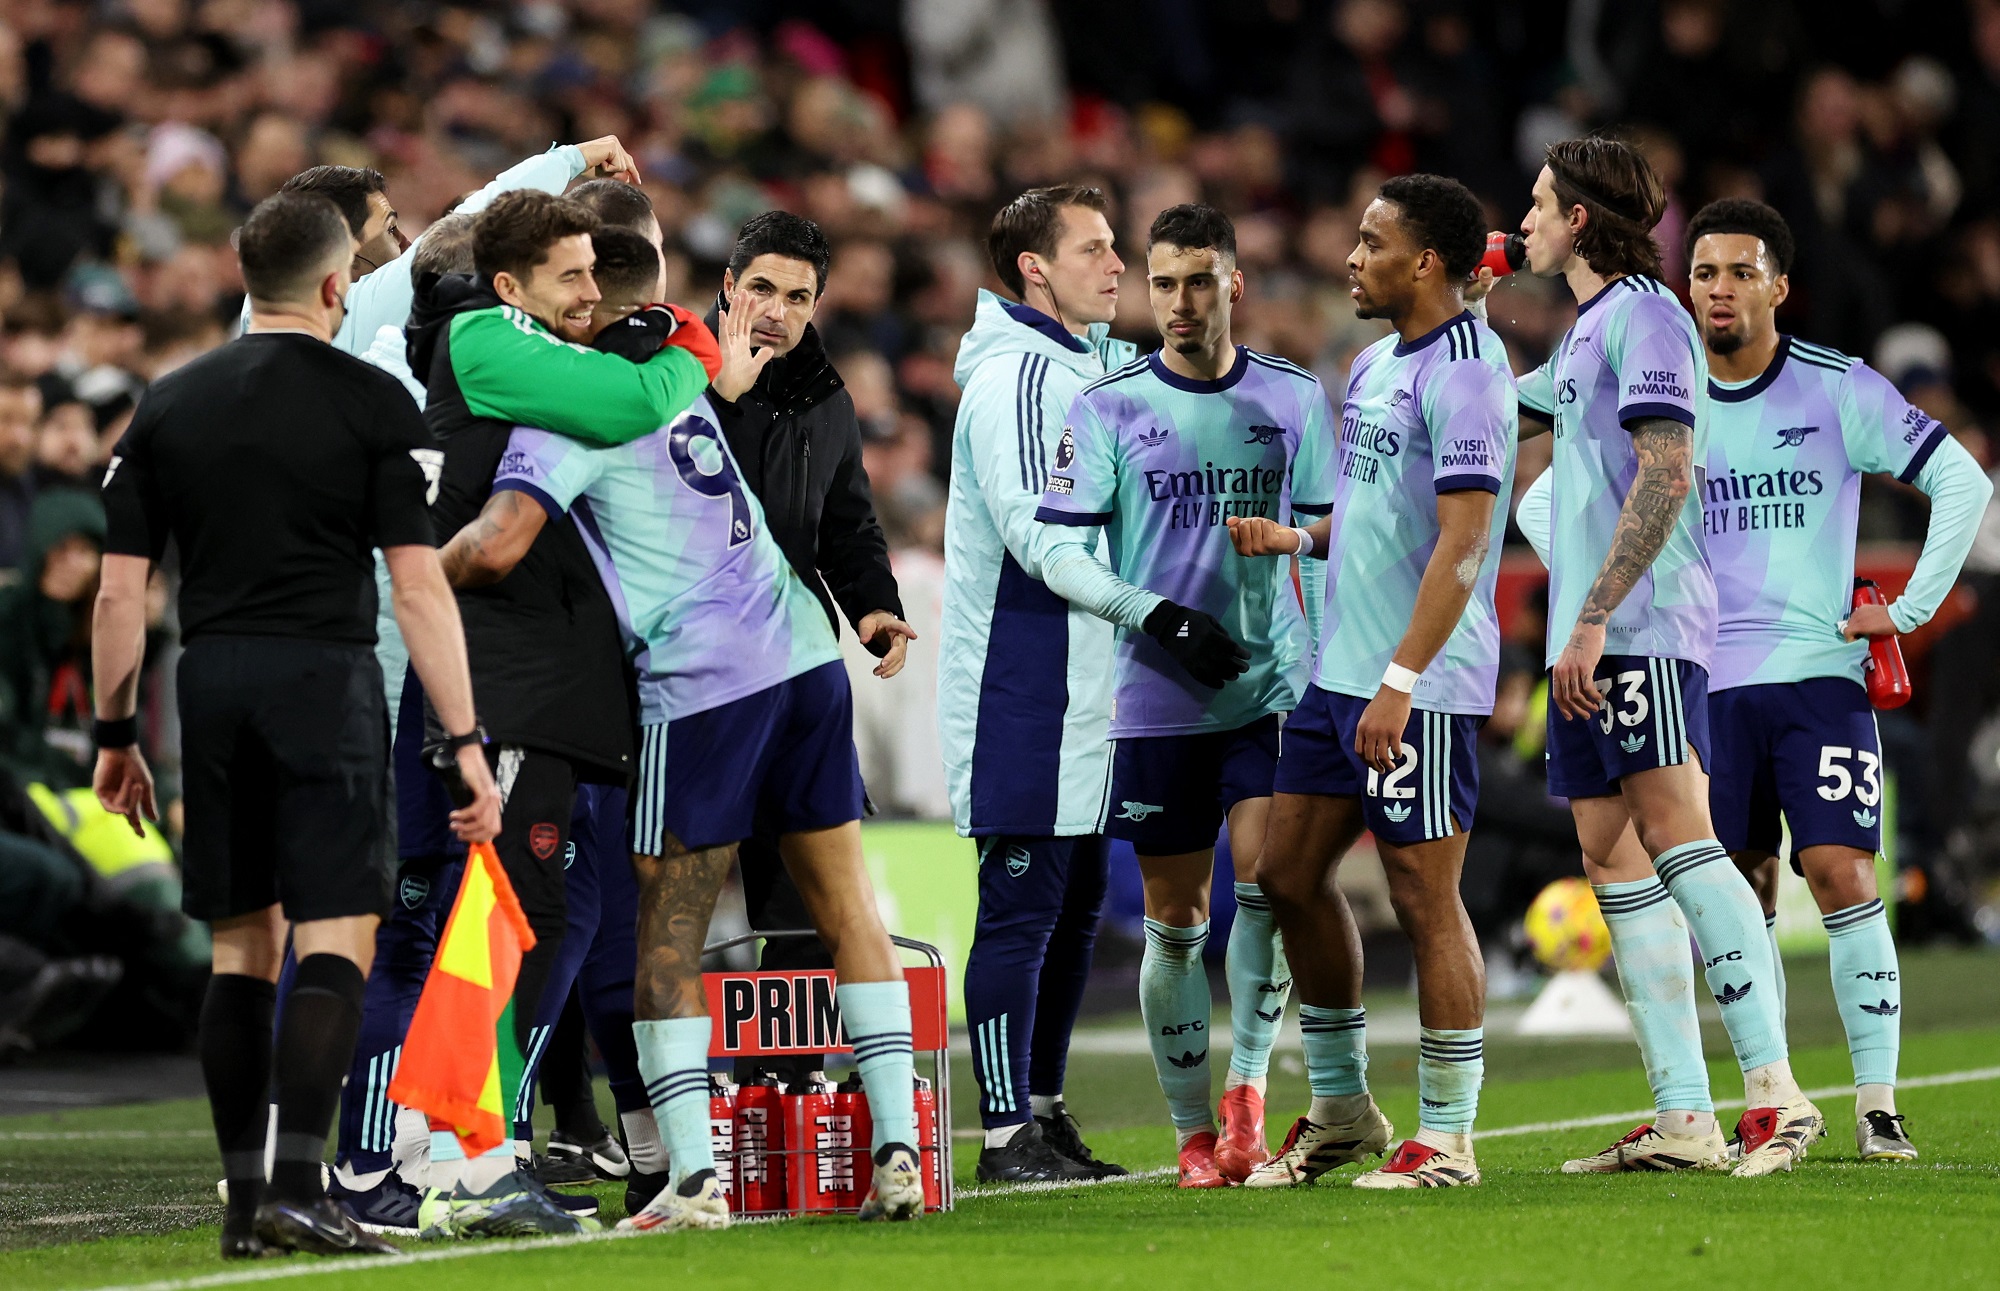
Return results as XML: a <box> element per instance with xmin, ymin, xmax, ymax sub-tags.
<box><xmin>101</xmin><ymin>331</ymin><xmax>434</xmax><ymax>920</ymax></box>
<box><xmin>100</xmin><ymin>325</ymin><xmax>433</xmax><ymax>1257</ymax></box>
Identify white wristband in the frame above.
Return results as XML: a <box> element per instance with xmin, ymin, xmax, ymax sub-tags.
<box><xmin>1381</xmin><ymin>663</ymin><xmax>1419</xmax><ymax>694</ymax></box>
<box><xmin>1292</xmin><ymin>527</ymin><xmax>1315</xmax><ymax>557</ymax></box>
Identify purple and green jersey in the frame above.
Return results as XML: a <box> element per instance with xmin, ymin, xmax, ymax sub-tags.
<box><xmin>1036</xmin><ymin>348</ymin><xmax>1337</xmax><ymax>737</ymax></box>
<box><xmin>492</xmin><ymin>396</ymin><xmax>840</xmax><ymax>724</ymax></box>
<box><xmin>1703</xmin><ymin>337</ymin><xmax>1947</xmax><ymax>691</ymax></box>
<box><xmin>1319</xmin><ymin>312</ymin><xmax>1517</xmax><ymax>715</ymax></box>
<box><xmin>1518</xmin><ymin>276</ymin><xmax>1714</xmax><ymax>670</ymax></box>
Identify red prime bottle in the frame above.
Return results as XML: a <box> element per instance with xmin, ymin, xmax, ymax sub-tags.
<box><xmin>1852</xmin><ymin>578</ymin><xmax>1912</xmax><ymax>709</ymax></box>
<box><xmin>1478</xmin><ymin>231</ymin><xmax>1527</xmax><ymax>278</ymax></box>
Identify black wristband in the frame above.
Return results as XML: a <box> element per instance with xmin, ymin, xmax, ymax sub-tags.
<box><xmin>437</xmin><ymin>724</ymin><xmax>487</xmax><ymax>755</ymax></box>
<box><xmin>93</xmin><ymin>715</ymin><xmax>138</xmax><ymax>749</ymax></box>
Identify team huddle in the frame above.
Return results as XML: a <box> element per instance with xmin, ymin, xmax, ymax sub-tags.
<box><xmin>944</xmin><ymin>135</ymin><xmax>1986</xmax><ymax>1192</ymax></box>
<box><xmin>88</xmin><ymin>127</ymin><xmax>1987</xmax><ymax>1259</ymax></box>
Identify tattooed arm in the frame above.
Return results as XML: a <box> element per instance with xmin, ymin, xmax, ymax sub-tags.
<box><xmin>1549</xmin><ymin>417</ymin><xmax>1692</xmax><ymax>720</ymax></box>
<box><xmin>437</xmin><ymin>488</ymin><xmax>547</xmax><ymax>588</ymax></box>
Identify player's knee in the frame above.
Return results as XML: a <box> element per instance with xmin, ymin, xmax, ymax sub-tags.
<box><xmin>1799</xmin><ymin>847</ymin><xmax>1877</xmax><ymax>912</ymax></box>
<box><xmin>1252</xmin><ymin>851</ymin><xmax>1316</xmax><ymax>911</ymax></box>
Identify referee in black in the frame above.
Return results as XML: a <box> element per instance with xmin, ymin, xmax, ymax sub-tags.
<box><xmin>90</xmin><ymin>191</ymin><xmax>502</xmax><ymax>1259</ymax></box>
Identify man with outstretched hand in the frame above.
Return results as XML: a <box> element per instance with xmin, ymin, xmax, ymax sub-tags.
<box><xmin>92</xmin><ymin>192</ymin><xmax>501</xmax><ymax>1259</ymax></box>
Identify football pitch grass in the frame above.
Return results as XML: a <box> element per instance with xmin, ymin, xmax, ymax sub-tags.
<box><xmin>4</xmin><ymin>948</ymin><xmax>1998</xmax><ymax>1291</ymax></box>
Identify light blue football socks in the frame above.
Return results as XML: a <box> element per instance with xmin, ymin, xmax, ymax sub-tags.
<box><xmin>633</xmin><ymin>1016</ymin><xmax>715</xmax><ymax>1187</ymax></box>
<box><xmin>1225</xmin><ymin>882</ymin><xmax>1291</xmax><ymax>1087</ymax></box>
<box><xmin>1596</xmin><ymin>877</ymin><xmax>1712</xmax><ymax>1114</ymax></box>
<box><xmin>1141</xmin><ymin>918</ymin><xmax>1214</xmax><ymax>1132</ymax></box>
<box><xmin>1824</xmin><ymin>899</ymin><xmax>1900</xmax><ymax>1092</ymax></box>
<box><xmin>1654</xmin><ymin>841</ymin><xmax>1788</xmax><ymax>1072</ymax></box>
<box><xmin>1416</xmin><ymin>1027</ymin><xmax>1484</xmax><ymax>1135</ymax></box>
<box><xmin>837</xmin><ymin>980</ymin><xmax>916</xmax><ymax>1152</ymax></box>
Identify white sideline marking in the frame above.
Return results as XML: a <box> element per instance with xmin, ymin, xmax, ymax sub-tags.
<box><xmin>84</xmin><ymin>1063</ymin><xmax>2000</xmax><ymax>1291</ymax></box>
<box><xmin>960</xmin><ymin>1167</ymin><xmax>1176</xmax><ymax>1197</ymax></box>
<box><xmin>1475</xmin><ymin>1065</ymin><xmax>2000</xmax><ymax>1140</ymax></box>
<box><xmin>0</xmin><ymin>1129</ymin><xmax>211</xmax><ymax>1142</ymax></box>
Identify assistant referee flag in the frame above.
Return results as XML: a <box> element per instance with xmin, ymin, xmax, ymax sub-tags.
<box><xmin>389</xmin><ymin>842</ymin><xmax>536</xmax><ymax>1155</ymax></box>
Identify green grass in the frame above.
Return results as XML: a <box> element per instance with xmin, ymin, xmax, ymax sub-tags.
<box><xmin>5</xmin><ymin>949</ymin><xmax>2000</xmax><ymax>1290</ymax></box>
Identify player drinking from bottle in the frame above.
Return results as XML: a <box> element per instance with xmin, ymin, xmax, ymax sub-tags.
<box><xmin>1032</xmin><ymin>205</ymin><xmax>1335</xmax><ymax>1187</ymax></box>
<box><xmin>1684</xmin><ymin>198</ymin><xmax>1990</xmax><ymax>1161</ymax></box>
<box><xmin>1227</xmin><ymin>174</ymin><xmax>1515</xmax><ymax>1189</ymax></box>
<box><xmin>1515</xmin><ymin>137</ymin><xmax>1819</xmax><ymax>1177</ymax></box>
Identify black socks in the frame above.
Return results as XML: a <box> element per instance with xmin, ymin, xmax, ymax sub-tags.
<box><xmin>269</xmin><ymin>954</ymin><xmax>366</xmax><ymax>1204</ymax></box>
<box><xmin>200</xmin><ymin>973</ymin><xmax>277</xmax><ymax>1222</ymax></box>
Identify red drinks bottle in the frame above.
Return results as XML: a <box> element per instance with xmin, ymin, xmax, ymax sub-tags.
<box><xmin>913</xmin><ymin>1075</ymin><xmax>941</xmax><ymax>1211</ymax></box>
<box><xmin>833</xmin><ymin>1073</ymin><xmax>872</xmax><ymax>1212</ymax></box>
<box><xmin>1478</xmin><ymin>232</ymin><xmax>1527</xmax><ymax>278</ymax></box>
<box><xmin>708</xmin><ymin>1075</ymin><xmax>738</xmax><ymax>1211</ymax></box>
<box><xmin>732</xmin><ymin>1075</ymin><xmax>786</xmax><ymax>1215</ymax></box>
<box><xmin>1852</xmin><ymin>579</ymin><xmax>1912</xmax><ymax>709</ymax></box>
<box><xmin>783</xmin><ymin>1073</ymin><xmax>848</xmax><ymax>1214</ymax></box>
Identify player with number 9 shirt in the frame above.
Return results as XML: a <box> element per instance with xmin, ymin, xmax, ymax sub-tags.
<box><xmin>448</xmin><ymin>254</ymin><xmax>927</xmax><ymax>1232</ymax></box>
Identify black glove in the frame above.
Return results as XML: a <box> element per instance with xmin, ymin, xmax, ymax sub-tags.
<box><xmin>1143</xmin><ymin>600</ymin><xmax>1249</xmax><ymax>689</ymax></box>
<box><xmin>591</xmin><ymin>305</ymin><xmax>678</xmax><ymax>361</ymax></box>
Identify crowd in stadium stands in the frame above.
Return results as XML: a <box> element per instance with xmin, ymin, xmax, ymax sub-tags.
<box><xmin>2</xmin><ymin>0</ymin><xmax>2000</xmax><ymax>1047</ymax></box>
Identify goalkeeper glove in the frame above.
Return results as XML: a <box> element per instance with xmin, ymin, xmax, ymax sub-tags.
<box><xmin>1143</xmin><ymin>600</ymin><xmax>1249</xmax><ymax>689</ymax></box>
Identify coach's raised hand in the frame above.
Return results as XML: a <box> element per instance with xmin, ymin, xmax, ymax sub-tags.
<box><xmin>712</xmin><ymin>287</ymin><xmax>777</xmax><ymax>403</ymax></box>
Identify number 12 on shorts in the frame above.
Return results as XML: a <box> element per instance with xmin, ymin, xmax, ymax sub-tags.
<box><xmin>1365</xmin><ymin>743</ymin><xmax>1418</xmax><ymax>799</ymax></box>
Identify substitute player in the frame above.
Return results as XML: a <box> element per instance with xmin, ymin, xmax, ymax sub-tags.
<box><xmin>443</xmin><ymin>246</ymin><xmax>925</xmax><ymax>1232</ymax></box>
<box><xmin>1228</xmin><ymin>175</ymin><xmax>1514</xmax><ymax>1189</ymax></box>
<box><xmin>1514</xmin><ymin>137</ymin><xmax>1819</xmax><ymax>1177</ymax></box>
<box><xmin>1686</xmin><ymin>198</ymin><xmax>1990</xmax><ymax>1160</ymax></box>
<box><xmin>92</xmin><ymin>192</ymin><xmax>501</xmax><ymax>1257</ymax></box>
<box><xmin>941</xmin><ymin>186</ymin><xmax>1135</xmax><ymax>1183</ymax></box>
<box><xmin>1033</xmin><ymin>204</ymin><xmax>1334</xmax><ymax>1187</ymax></box>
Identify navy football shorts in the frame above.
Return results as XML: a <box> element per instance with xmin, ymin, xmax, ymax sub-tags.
<box><xmin>1546</xmin><ymin>654</ymin><xmax>1711</xmax><ymax>800</ymax></box>
<box><xmin>631</xmin><ymin>661</ymin><xmax>864</xmax><ymax>855</ymax></box>
<box><xmin>1273</xmin><ymin>685</ymin><xmax>1481</xmax><ymax>846</ymax></box>
<box><xmin>1709</xmin><ymin>676</ymin><xmax>1883</xmax><ymax>864</ymax></box>
<box><xmin>1107</xmin><ymin>715</ymin><xmax>1281</xmax><ymax>856</ymax></box>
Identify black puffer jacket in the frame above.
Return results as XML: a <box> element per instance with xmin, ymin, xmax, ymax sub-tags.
<box><xmin>407</xmin><ymin>273</ymin><xmax>634</xmax><ymax>782</ymax></box>
<box><xmin>703</xmin><ymin>301</ymin><xmax>902</xmax><ymax>643</ymax></box>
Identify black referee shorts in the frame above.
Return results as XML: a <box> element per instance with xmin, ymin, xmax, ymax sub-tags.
<box><xmin>177</xmin><ymin>636</ymin><xmax>396</xmax><ymax>923</ymax></box>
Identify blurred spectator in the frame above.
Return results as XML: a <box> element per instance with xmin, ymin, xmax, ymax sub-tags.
<box><xmin>906</xmin><ymin>0</ymin><xmax>1064</xmax><ymax>126</ymax></box>
<box><xmin>0</xmin><ymin>489</ymin><xmax>104</xmax><ymax>790</ymax></box>
<box><xmin>0</xmin><ymin>370</ymin><xmax>39</xmax><ymax>575</ymax></box>
<box><xmin>31</xmin><ymin>374</ymin><xmax>100</xmax><ymax>492</ymax></box>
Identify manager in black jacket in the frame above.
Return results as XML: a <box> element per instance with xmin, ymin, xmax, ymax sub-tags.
<box><xmin>706</xmin><ymin>212</ymin><xmax>914</xmax><ymax>1017</ymax></box>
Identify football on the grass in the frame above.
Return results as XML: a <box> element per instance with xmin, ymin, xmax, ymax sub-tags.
<box><xmin>1525</xmin><ymin>877</ymin><xmax>1611</xmax><ymax>973</ymax></box>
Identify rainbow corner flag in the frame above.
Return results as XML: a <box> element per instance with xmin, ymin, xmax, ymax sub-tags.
<box><xmin>388</xmin><ymin>840</ymin><xmax>535</xmax><ymax>1156</ymax></box>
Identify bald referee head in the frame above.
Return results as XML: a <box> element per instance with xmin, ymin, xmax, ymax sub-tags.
<box><xmin>91</xmin><ymin>190</ymin><xmax>501</xmax><ymax>1258</ymax></box>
